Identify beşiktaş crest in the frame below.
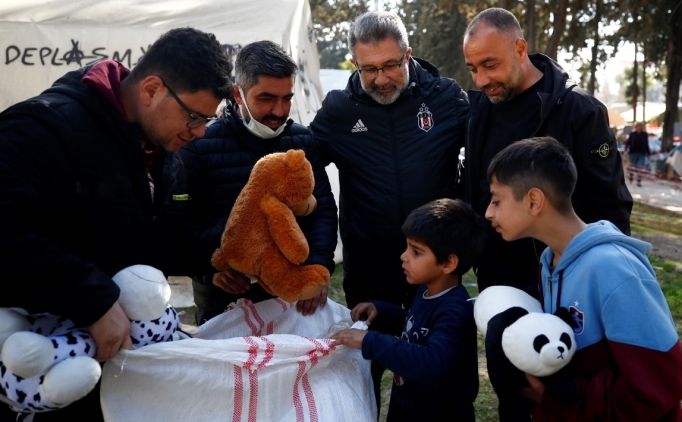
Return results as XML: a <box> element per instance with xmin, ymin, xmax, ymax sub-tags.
<box><xmin>417</xmin><ymin>103</ymin><xmax>434</xmax><ymax>132</ymax></box>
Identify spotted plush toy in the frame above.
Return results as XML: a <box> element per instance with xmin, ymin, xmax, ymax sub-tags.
<box><xmin>0</xmin><ymin>265</ymin><xmax>193</xmax><ymax>416</ymax></box>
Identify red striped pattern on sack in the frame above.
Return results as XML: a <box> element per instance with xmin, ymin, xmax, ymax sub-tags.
<box><xmin>248</xmin><ymin>367</ymin><xmax>258</xmax><ymax>422</ymax></box>
<box><xmin>275</xmin><ymin>297</ymin><xmax>291</xmax><ymax>311</ymax></box>
<box><xmin>232</xmin><ymin>364</ymin><xmax>244</xmax><ymax>422</ymax></box>
<box><xmin>294</xmin><ymin>361</ymin><xmax>307</xmax><ymax>422</ymax></box>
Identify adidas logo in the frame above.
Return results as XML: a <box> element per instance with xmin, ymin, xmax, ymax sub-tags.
<box><xmin>351</xmin><ymin>119</ymin><xmax>368</xmax><ymax>132</ymax></box>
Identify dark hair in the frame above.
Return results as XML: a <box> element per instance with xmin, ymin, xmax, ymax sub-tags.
<box><xmin>234</xmin><ymin>40</ymin><xmax>297</xmax><ymax>92</ymax></box>
<box><xmin>487</xmin><ymin>137</ymin><xmax>577</xmax><ymax>213</ymax></box>
<box><xmin>130</xmin><ymin>27</ymin><xmax>233</xmax><ymax>99</ymax></box>
<box><xmin>402</xmin><ymin>199</ymin><xmax>487</xmax><ymax>276</ymax></box>
<box><xmin>465</xmin><ymin>7</ymin><xmax>523</xmax><ymax>40</ymax></box>
<box><xmin>348</xmin><ymin>11</ymin><xmax>409</xmax><ymax>57</ymax></box>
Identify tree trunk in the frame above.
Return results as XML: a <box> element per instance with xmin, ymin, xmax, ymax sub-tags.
<box><xmin>545</xmin><ymin>0</ymin><xmax>569</xmax><ymax>60</ymax></box>
<box><xmin>588</xmin><ymin>0</ymin><xmax>602</xmax><ymax>95</ymax></box>
<box><xmin>661</xmin><ymin>1</ymin><xmax>682</xmax><ymax>151</ymax></box>
<box><xmin>642</xmin><ymin>44</ymin><xmax>646</xmax><ymax>125</ymax></box>
<box><xmin>526</xmin><ymin>0</ymin><xmax>536</xmax><ymax>53</ymax></box>
<box><xmin>662</xmin><ymin>38</ymin><xmax>682</xmax><ymax>151</ymax></box>
<box><xmin>498</xmin><ymin>0</ymin><xmax>509</xmax><ymax>9</ymax></box>
<box><xmin>632</xmin><ymin>43</ymin><xmax>639</xmax><ymax>123</ymax></box>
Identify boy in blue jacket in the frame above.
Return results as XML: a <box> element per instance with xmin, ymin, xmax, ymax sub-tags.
<box><xmin>331</xmin><ymin>198</ymin><xmax>487</xmax><ymax>421</ymax></box>
<box><xmin>485</xmin><ymin>136</ymin><xmax>682</xmax><ymax>421</ymax></box>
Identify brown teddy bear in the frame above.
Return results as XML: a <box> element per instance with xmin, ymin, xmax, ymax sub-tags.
<box><xmin>212</xmin><ymin>149</ymin><xmax>330</xmax><ymax>302</ymax></box>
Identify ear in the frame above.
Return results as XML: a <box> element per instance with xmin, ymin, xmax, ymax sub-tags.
<box><xmin>139</xmin><ymin>75</ymin><xmax>163</xmax><ymax>107</ymax></box>
<box><xmin>233</xmin><ymin>83</ymin><xmax>243</xmax><ymax>106</ymax></box>
<box><xmin>441</xmin><ymin>254</ymin><xmax>459</xmax><ymax>275</ymax></box>
<box><xmin>526</xmin><ymin>187</ymin><xmax>546</xmax><ymax>216</ymax></box>
<box><xmin>514</xmin><ymin>37</ymin><xmax>528</xmax><ymax>60</ymax></box>
<box><xmin>405</xmin><ymin>47</ymin><xmax>413</xmax><ymax>62</ymax></box>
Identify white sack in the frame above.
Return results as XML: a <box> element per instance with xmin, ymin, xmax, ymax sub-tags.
<box><xmin>101</xmin><ymin>298</ymin><xmax>376</xmax><ymax>422</ymax></box>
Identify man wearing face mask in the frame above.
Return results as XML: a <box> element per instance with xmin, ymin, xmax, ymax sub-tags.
<box><xmin>179</xmin><ymin>40</ymin><xmax>338</xmax><ymax>324</ymax></box>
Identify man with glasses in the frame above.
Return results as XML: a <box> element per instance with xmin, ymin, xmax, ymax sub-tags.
<box><xmin>462</xmin><ymin>8</ymin><xmax>632</xmax><ymax>421</ymax></box>
<box><xmin>309</xmin><ymin>10</ymin><xmax>470</xmax><ymax>414</ymax></box>
<box><xmin>0</xmin><ymin>27</ymin><xmax>232</xmax><ymax>421</ymax></box>
<box><xmin>179</xmin><ymin>40</ymin><xmax>337</xmax><ymax>324</ymax></box>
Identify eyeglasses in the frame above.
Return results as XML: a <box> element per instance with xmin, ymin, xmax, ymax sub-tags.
<box><xmin>160</xmin><ymin>78</ymin><xmax>217</xmax><ymax>129</ymax></box>
<box><xmin>355</xmin><ymin>56</ymin><xmax>405</xmax><ymax>78</ymax></box>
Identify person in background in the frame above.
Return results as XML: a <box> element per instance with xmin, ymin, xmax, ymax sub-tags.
<box><xmin>179</xmin><ymin>40</ymin><xmax>337</xmax><ymax>324</ymax></box>
<box><xmin>0</xmin><ymin>27</ymin><xmax>232</xmax><ymax>421</ymax></box>
<box><xmin>625</xmin><ymin>122</ymin><xmax>651</xmax><ymax>186</ymax></box>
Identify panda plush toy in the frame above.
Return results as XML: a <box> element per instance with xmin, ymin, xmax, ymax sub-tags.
<box><xmin>474</xmin><ymin>285</ymin><xmax>576</xmax><ymax>377</ymax></box>
<box><xmin>474</xmin><ymin>285</ymin><xmax>579</xmax><ymax>414</ymax></box>
<box><xmin>0</xmin><ymin>265</ymin><xmax>194</xmax><ymax>416</ymax></box>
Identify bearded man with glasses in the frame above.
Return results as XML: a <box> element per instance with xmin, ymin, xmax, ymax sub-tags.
<box><xmin>0</xmin><ymin>27</ymin><xmax>232</xmax><ymax>421</ymax></box>
<box><xmin>309</xmin><ymin>10</ymin><xmax>470</xmax><ymax>416</ymax></box>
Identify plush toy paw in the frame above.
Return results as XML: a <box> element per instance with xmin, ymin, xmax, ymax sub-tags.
<box><xmin>0</xmin><ymin>312</ymin><xmax>99</xmax><ymax>413</ymax></box>
<box><xmin>0</xmin><ymin>264</ymin><xmax>196</xmax><ymax>415</ymax></box>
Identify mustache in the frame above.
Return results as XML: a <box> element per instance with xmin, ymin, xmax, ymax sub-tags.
<box><xmin>262</xmin><ymin>114</ymin><xmax>287</xmax><ymax>124</ymax></box>
<box><xmin>370</xmin><ymin>82</ymin><xmax>397</xmax><ymax>91</ymax></box>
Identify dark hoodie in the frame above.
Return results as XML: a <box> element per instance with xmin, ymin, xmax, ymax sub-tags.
<box><xmin>0</xmin><ymin>61</ymin><xmax>189</xmax><ymax>327</ymax></box>
<box><xmin>310</xmin><ymin>57</ymin><xmax>470</xmax><ymax>308</ymax></box>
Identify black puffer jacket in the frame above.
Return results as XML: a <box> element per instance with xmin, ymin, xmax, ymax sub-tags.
<box><xmin>178</xmin><ymin>101</ymin><xmax>338</xmax><ymax>284</ymax></box>
<box><xmin>0</xmin><ymin>66</ymin><xmax>190</xmax><ymax>327</ymax></box>
<box><xmin>464</xmin><ymin>54</ymin><xmax>633</xmax><ymax>293</ymax></box>
<box><xmin>310</xmin><ymin>57</ymin><xmax>469</xmax><ymax>307</ymax></box>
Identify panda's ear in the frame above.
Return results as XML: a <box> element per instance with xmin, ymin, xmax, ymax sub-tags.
<box><xmin>554</xmin><ymin>307</ymin><xmax>580</xmax><ymax>329</ymax></box>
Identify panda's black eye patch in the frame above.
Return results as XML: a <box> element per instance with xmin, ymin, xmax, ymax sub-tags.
<box><xmin>560</xmin><ymin>333</ymin><xmax>572</xmax><ymax>350</ymax></box>
<box><xmin>533</xmin><ymin>335</ymin><xmax>549</xmax><ymax>353</ymax></box>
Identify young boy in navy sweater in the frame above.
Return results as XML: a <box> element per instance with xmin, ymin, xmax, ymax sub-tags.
<box><xmin>331</xmin><ymin>198</ymin><xmax>487</xmax><ymax>421</ymax></box>
<box><xmin>485</xmin><ymin>136</ymin><xmax>682</xmax><ymax>421</ymax></box>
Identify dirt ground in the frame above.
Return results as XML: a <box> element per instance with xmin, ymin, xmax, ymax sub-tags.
<box><xmin>631</xmin><ymin>231</ymin><xmax>682</xmax><ymax>264</ymax></box>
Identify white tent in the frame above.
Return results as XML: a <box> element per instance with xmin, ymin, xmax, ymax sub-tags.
<box><xmin>0</xmin><ymin>0</ymin><xmax>324</xmax><ymax>125</ymax></box>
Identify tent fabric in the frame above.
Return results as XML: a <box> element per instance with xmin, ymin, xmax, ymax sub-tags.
<box><xmin>0</xmin><ymin>0</ymin><xmax>324</xmax><ymax>125</ymax></box>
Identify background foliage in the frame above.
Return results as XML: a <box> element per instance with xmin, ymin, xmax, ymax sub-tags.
<box><xmin>310</xmin><ymin>0</ymin><xmax>682</xmax><ymax>149</ymax></box>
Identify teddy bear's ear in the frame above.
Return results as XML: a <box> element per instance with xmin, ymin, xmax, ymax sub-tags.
<box><xmin>284</xmin><ymin>149</ymin><xmax>306</xmax><ymax>171</ymax></box>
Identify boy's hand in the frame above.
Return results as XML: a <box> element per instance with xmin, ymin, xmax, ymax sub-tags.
<box><xmin>330</xmin><ymin>328</ymin><xmax>367</xmax><ymax>349</ymax></box>
<box><xmin>350</xmin><ymin>302</ymin><xmax>378</xmax><ymax>324</ymax></box>
<box><xmin>522</xmin><ymin>373</ymin><xmax>545</xmax><ymax>403</ymax></box>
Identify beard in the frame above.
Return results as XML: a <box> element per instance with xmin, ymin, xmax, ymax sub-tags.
<box><xmin>485</xmin><ymin>56</ymin><xmax>524</xmax><ymax>104</ymax></box>
<box><xmin>360</xmin><ymin>66</ymin><xmax>409</xmax><ymax>105</ymax></box>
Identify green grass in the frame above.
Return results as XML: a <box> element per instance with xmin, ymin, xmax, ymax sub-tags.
<box><xmin>631</xmin><ymin>202</ymin><xmax>682</xmax><ymax>236</ymax></box>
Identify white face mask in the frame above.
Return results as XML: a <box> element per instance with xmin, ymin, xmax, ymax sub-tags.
<box><xmin>238</xmin><ymin>86</ymin><xmax>288</xmax><ymax>139</ymax></box>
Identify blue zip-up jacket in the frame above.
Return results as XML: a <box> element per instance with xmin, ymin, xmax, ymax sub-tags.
<box><xmin>537</xmin><ymin>221</ymin><xmax>682</xmax><ymax>421</ymax></box>
<box><xmin>310</xmin><ymin>57</ymin><xmax>469</xmax><ymax>307</ymax></box>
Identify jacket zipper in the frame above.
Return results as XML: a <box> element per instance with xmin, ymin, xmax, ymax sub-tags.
<box><xmin>547</xmin><ymin>274</ymin><xmax>553</xmax><ymax>313</ymax></box>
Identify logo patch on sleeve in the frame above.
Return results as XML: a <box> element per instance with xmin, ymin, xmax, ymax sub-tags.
<box><xmin>590</xmin><ymin>142</ymin><xmax>611</xmax><ymax>159</ymax></box>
